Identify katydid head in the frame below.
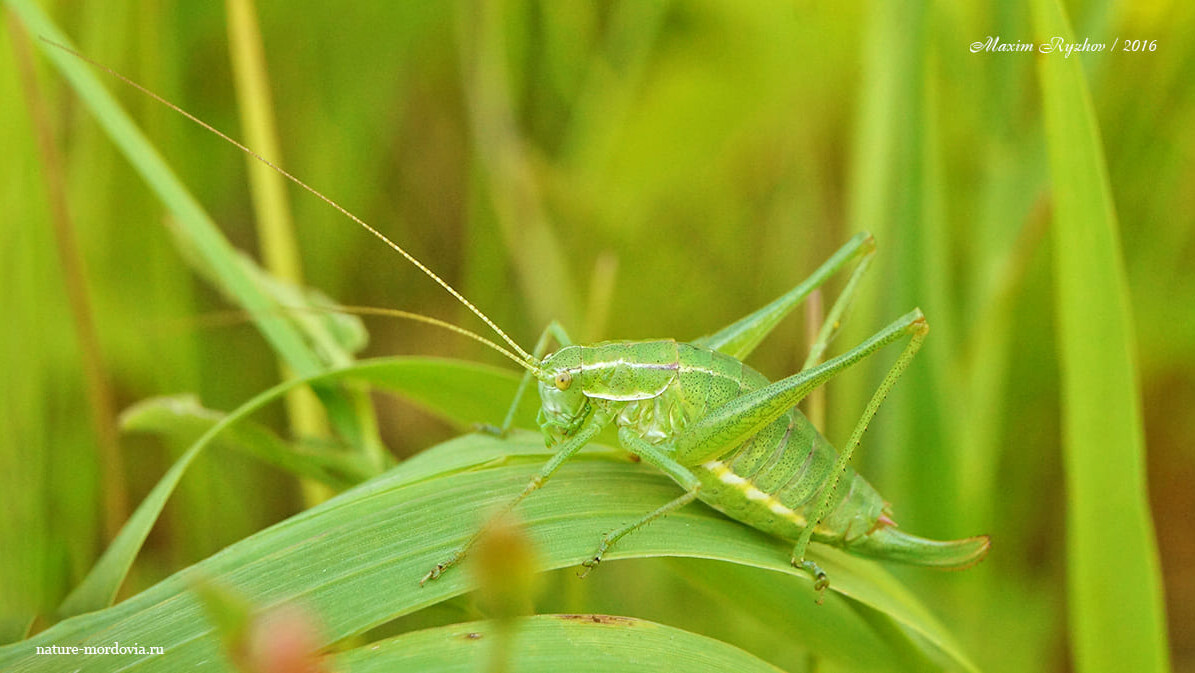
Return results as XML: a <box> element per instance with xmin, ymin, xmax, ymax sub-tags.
<box><xmin>536</xmin><ymin>346</ymin><xmax>590</xmax><ymax>446</ymax></box>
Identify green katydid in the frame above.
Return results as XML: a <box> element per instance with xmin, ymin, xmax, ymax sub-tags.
<box><xmin>419</xmin><ymin>232</ymin><xmax>990</xmax><ymax>592</ymax></box>
<box><xmin>56</xmin><ymin>40</ymin><xmax>989</xmax><ymax>596</ymax></box>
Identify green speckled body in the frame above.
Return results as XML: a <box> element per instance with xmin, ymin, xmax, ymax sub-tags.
<box><xmin>421</xmin><ymin>234</ymin><xmax>988</xmax><ymax>587</ymax></box>
<box><xmin>539</xmin><ymin>340</ymin><xmax>890</xmax><ymax>549</ymax></box>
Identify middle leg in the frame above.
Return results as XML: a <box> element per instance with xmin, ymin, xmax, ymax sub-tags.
<box><xmin>423</xmin><ymin>404</ymin><xmax>613</xmax><ymax>585</ymax></box>
<box><xmin>578</xmin><ymin>427</ymin><xmax>703</xmax><ymax>577</ymax></box>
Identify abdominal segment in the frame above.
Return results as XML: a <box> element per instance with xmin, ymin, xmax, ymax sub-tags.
<box><xmin>691</xmin><ymin>409</ymin><xmax>888</xmax><ymax>545</ymax></box>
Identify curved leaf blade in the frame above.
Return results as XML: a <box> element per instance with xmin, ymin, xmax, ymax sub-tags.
<box><xmin>120</xmin><ymin>395</ymin><xmax>372</xmax><ymax>489</ymax></box>
<box><xmin>1</xmin><ymin>432</ymin><xmax>978</xmax><ymax>672</ymax></box>
<box><xmin>346</xmin><ymin>357</ymin><xmax>538</xmax><ymax>431</ymax></box>
<box><xmin>5</xmin><ymin>0</ymin><xmax>323</xmax><ymax>377</ymax></box>
<box><xmin>53</xmin><ymin>356</ymin><xmax>524</xmax><ymax>618</ymax></box>
<box><xmin>1031</xmin><ymin>2</ymin><xmax>1171</xmax><ymax>672</ymax></box>
<box><xmin>334</xmin><ymin>614</ymin><xmax>786</xmax><ymax>673</ymax></box>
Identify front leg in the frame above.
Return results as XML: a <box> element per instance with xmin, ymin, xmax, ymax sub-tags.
<box><xmin>482</xmin><ymin>321</ymin><xmax>572</xmax><ymax>436</ymax></box>
<box><xmin>421</xmin><ymin>406</ymin><xmax>612</xmax><ymax>585</ymax></box>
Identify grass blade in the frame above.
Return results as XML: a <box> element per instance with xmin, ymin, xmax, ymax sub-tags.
<box><xmin>6</xmin><ymin>0</ymin><xmax>319</xmax><ymax>377</ymax></box>
<box><xmin>51</xmin><ymin>356</ymin><xmax>526</xmax><ymax>618</ymax></box>
<box><xmin>120</xmin><ymin>395</ymin><xmax>372</xmax><ymax>490</ymax></box>
<box><xmin>457</xmin><ymin>0</ymin><xmax>580</xmax><ymax>330</ymax></box>
<box><xmin>4</xmin><ymin>0</ymin><xmax>380</xmax><ymax>456</ymax></box>
<box><xmin>224</xmin><ymin>0</ymin><xmax>343</xmax><ymax>480</ymax></box>
<box><xmin>668</xmin><ymin>559</ymin><xmax>946</xmax><ymax>672</ymax></box>
<box><xmin>3</xmin><ymin>432</ymin><xmax>979</xmax><ymax>672</ymax></box>
<box><xmin>334</xmin><ymin>614</ymin><xmax>787</xmax><ymax>673</ymax></box>
<box><xmin>7</xmin><ymin>13</ymin><xmax>127</xmax><ymax>541</ymax></box>
<box><xmin>1031</xmin><ymin>1</ymin><xmax>1171</xmax><ymax>671</ymax></box>
<box><xmin>224</xmin><ymin>0</ymin><xmax>303</xmax><ymax>286</ymax></box>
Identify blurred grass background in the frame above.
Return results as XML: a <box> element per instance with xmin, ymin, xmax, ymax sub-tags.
<box><xmin>0</xmin><ymin>0</ymin><xmax>1191</xmax><ymax>671</ymax></box>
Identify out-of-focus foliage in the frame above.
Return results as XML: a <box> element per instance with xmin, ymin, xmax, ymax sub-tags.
<box><xmin>1</xmin><ymin>0</ymin><xmax>1190</xmax><ymax>671</ymax></box>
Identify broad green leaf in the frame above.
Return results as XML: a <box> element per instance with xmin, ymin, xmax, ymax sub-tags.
<box><xmin>1031</xmin><ymin>2</ymin><xmax>1171</xmax><ymax>673</ymax></box>
<box><xmin>668</xmin><ymin>559</ymin><xmax>943</xmax><ymax>673</ymax></box>
<box><xmin>1</xmin><ymin>432</ymin><xmax>978</xmax><ymax>672</ymax></box>
<box><xmin>52</xmin><ymin>356</ymin><xmax>526</xmax><ymax>619</ymax></box>
<box><xmin>346</xmin><ymin>357</ymin><xmax>539</xmax><ymax>431</ymax></box>
<box><xmin>334</xmin><ymin>614</ymin><xmax>787</xmax><ymax>673</ymax></box>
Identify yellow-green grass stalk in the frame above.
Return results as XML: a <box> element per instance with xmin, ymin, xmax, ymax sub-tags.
<box><xmin>224</xmin><ymin>0</ymin><xmax>386</xmax><ymax>483</ymax></box>
<box><xmin>1033</xmin><ymin>0</ymin><xmax>1170</xmax><ymax>671</ymax></box>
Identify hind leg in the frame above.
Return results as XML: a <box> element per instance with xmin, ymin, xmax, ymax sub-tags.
<box><xmin>696</xmin><ymin>232</ymin><xmax>875</xmax><ymax>361</ymax></box>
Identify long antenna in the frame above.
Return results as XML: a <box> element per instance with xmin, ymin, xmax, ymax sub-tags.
<box><xmin>42</xmin><ymin>37</ymin><xmax>539</xmax><ymax>368</ymax></box>
<box><xmin>304</xmin><ymin>305</ymin><xmax>541</xmax><ymax>375</ymax></box>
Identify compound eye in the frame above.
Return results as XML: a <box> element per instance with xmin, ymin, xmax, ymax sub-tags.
<box><xmin>554</xmin><ymin>371</ymin><xmax>573</xmax><ymax>391</ymax></box>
